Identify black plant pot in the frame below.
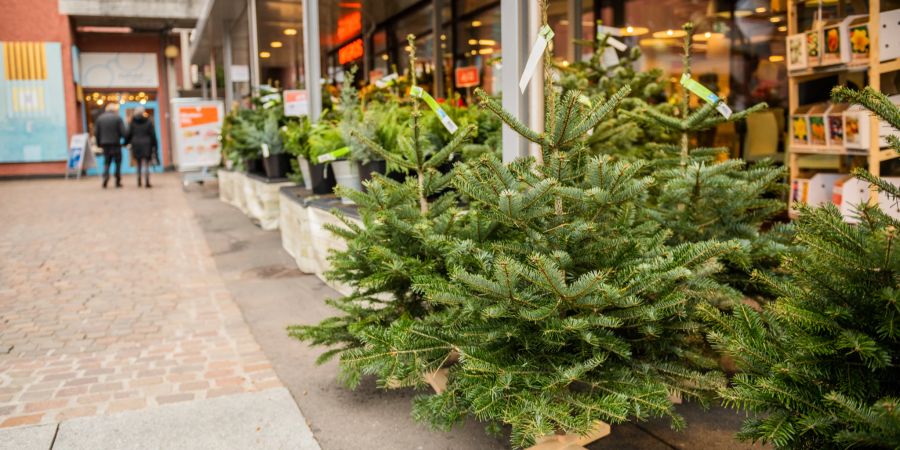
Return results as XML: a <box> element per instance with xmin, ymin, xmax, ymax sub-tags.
<box><xmin>357</xmin><ymin>160</ymin><xmax>386</xmax><ymax>191</ymax></box>
<box><xmin>309</xmin><ymin>162</ymin><xmax>336</xmax><ymax>195</ymax></box>
<box><xmin>245</xmin><ymin>157</ymin><xmax>264</xmax><ymax>175</ymax></box>
<box><xmin>263</xmin><ymin>153</ymin><xmax>291</xmax><ymax>179</ymax></box>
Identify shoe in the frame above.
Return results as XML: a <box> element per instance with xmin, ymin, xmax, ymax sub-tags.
<box><xmin>102</xmin><ymin>179</ymin><xmax>108</xmax><ymax>189</ymax></box>
<box><xmin>145</xmin><ymin>184</ymin><xmax>152</xmax><ymax>189</ymax></box>
<box><xmin>138</xmin><ymin>180</ymin><xmax>142</xmax><ymax>187</ymax></box>
<box><xmin>115</xmin><ymin>183</ymin><xmax>123</xmax><ymax>188</ymax></box>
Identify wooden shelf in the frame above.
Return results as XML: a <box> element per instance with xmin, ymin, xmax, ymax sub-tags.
<box><xmin>878</xmin><ymin>58</ymin><xmax>900</xmax><ymax>74</ymax></box>
<box><xmin>790</xmin><ymin>146</ymin><xmax>868</xmax><ymax>156</ymax></box>
<box><xmin>787</xmin><ymin>0</ymin><xmax>892</xmax><ymax>212</ymax></box>
<box><xmin>789</xmin><ymin>62</ymin><xmax>869</xmax><ymax>81</ymax></box>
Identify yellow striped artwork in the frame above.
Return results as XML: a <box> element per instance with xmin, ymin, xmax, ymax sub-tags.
<box><xmin>3</xmin><ymin>41</ymin><xmax>48</xmax><ymax>80</ymax></box>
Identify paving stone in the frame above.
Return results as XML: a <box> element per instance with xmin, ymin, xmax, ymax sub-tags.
<box><xmin>0</xmin><ymin>175</ymin><xmax>283</xmax><ymax>427</ymax></box>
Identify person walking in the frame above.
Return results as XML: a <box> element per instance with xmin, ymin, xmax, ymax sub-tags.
<box><xmin>94</xmin><ymin>103</ymin><xmax>127</xmax><ymax>188</ymax></box>
<box><xmin>126</xmin><ymin>107</ymin><xmax>158</xmax><ymax>188</ymax></box>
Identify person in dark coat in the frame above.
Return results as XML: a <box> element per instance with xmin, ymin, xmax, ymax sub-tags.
<box><xmin>126</xmin><ymin>106</ymin><xmax>158</xmax><ymax>188</ymax></box>
<box><xmin>94</xmin><ymin>103</ymin><xmax>127</xmax><ymax>188</ymax></box>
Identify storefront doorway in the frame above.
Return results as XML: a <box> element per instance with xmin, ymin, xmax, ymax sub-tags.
<box><xmin>84</xmin><ymin>91</ymin><xmax>163</xmax><ymax>176</ymax></box>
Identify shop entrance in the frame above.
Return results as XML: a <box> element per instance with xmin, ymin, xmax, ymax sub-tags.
<box><xmin>85</xmin><ymin>91</ymin><xmax>163</xmax><ymax>176</ymax></box>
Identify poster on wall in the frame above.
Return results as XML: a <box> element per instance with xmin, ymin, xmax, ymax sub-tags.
<box><xmin>283</xmin><ymin>90</ymin><xmax>308</xmax><ymax>117</ymax></box>
<box><xmin>80</xmin><ymin>52</ymin><xmax>158</xmax><ymax>88</ymax></box>
<box><xmin>0</xmin><ymin>41</ymin><xmax>69</xmax><ymax>163</ymax></box>
<box><xmin>171</xmin><ymin>98</ymin><xmax>223</xmax><ymax>171</ymax></box>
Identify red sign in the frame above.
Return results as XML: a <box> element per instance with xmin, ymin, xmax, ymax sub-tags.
<box><xmin>455</xmin><ymin>66</ymin><xmax>480</xmax><ymax>88</ymax></box>
<box><xmin>338</xmin><ymin>38</ymin><xmax>364</xmax><ymax>64</ymax></box>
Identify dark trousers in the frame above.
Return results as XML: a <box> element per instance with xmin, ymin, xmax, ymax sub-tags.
<box><xmin>135</xmin><ymin>157</ymin><xmax>151</xmax><ymax>186</ymax></box>
<box><xmin>101</xmin><ymin>145</ymin><xmax>122</xmax><ymax>186</ymax></box>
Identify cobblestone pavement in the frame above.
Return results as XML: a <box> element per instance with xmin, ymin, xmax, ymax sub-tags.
<box><xmin>0</xmin><ymin>174</ymin><xmax>282</xmax><ymax>429</ymax></box>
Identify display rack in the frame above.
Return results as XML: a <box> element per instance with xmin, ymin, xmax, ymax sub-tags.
<box><xmin>787</xmin><ymin>0</ymin><xmax>899</xmax><ymax>215</ymax></box>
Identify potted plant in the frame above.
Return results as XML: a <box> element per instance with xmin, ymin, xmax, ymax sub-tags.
<box><xmin>306</xmin><ymin>121</ymin><xmax>344</xmax><ymax>195</ymax></box>
<box><xmin>257</xmin><ymin>109</ymin><xmax>290</xmax><ymax>179</ymax></box>
<box><xmin>282</xmin><ymin>117</ymin><xmax>313</xmax><ymax>189</ymax></box>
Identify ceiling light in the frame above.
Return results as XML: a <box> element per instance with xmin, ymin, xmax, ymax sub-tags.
<box><xmin>652</xmin><ymin>29</ymin><xmax>687</xmax><ymax>38</ymax></box>
<box><xmin>381</xmin><ymin>54</ymin><xmax>388</xmax><ymax>60</ymax></box>
<box><xmin>478</xmin><ymin>48</ymin><xmax>494</xmax><ymax>55</ymax></box>
<box><xmin>470</xmin><ymin>50</ymin><xmax>477</xmax><ymax>55</ymax></box>
<box><xmin>693</xmin><ymin>31</ymin><xmax>723</xmax><ymax>41</ymax></box>
<box><xmin>478</xmin><ymin>39</ymin><xmax>496</xmax><ymax>46</ymax></box>
<box><xmin>621</xmin><ymin>26</ymin><xmax>649</xmax><ymax>36</ymax></box>
<box><xmin>639</xmin><ymin>38</ymin><xmax>673</xmax><ymax>47</ymax></box>
<box><xmin>284</xmin><ymin>28</ymin><xmax>298</xmax><ymax>36</ymax></box>
<box><xmin>440</xmin><ymin>34</ymin><xmax>446</xmax><ymax>41</ymax></box>
<box><xmin>770</xmin><ymin>16</ymin><xmax>783</xmax><ymax>23</ymax></box>
<box><xmin>468</xmin><ymin>39</ymin><xmax>477</xmax><ymax>45</ymax></box>
<box><xmin>259</xmin><ymin>51</ymin><xmax>271</xmax><ymax>58</ymax></box>
<box><xmin>755</xmin><ymin>7</ymin><xmax>767</xmax><ymax>13</ymax></box>
<box><xmin>778</xmin><ymin>25</ymin><xmax>787</xmax><ymax>32</ymax></box>
<box><xmin>769</xmin><ymin>55</ymin><xmax>785</xmax><ymax>62</ymax></box>
<box><xmin>471</xmin><ymin>20</ymin><xmax>482</xmax><ymax>27</ymax></box>
<box><xmin>77</xmin><ymin>26</ymin><xmax>132</xmax><ymax>33</ymax></box>
<box><xmin>270</xmin><ymin>41</ymin><xmax>283</xmax><ymax>48</ymax></box>
<box><xmin>734</xmin><ymin>10</ymin><xmax>753</xmax><ymax>17</ymax></box>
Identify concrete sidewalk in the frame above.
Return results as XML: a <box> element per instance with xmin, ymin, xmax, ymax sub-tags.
<box><xmin>184</xmin><ymin>181</ymin><xmax>769</xmax><ymax>450</ymax></box>
<box><xmin>2</xmin><ymin>388</ymin><xmax>319</xmax><ymax>450</ymax></box>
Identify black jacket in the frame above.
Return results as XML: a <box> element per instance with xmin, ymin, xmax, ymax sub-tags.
<box><xmin>94</xmin><ymin>111</ymin><xmax>127</xmax><ymax>146</ymax></box>
<box><xmin>127</xmin><ymin>115</ymin><xmax>158</xmax><ymax>160</ymax></box>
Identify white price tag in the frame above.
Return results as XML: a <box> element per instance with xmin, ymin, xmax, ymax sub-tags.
<box><xmin>600</xmin><ymin>47</ymin><xmax>619</xmax><ymax>69</ymax></box>
<box><xmin>261</xmin><ymin>143</ymin><xmax>270</xmax><ymax>158</ymax></box>
<box><xmin>519</xmin><ymin>25</ymin><xmax>555</xmax><ymax>93</ymax></box>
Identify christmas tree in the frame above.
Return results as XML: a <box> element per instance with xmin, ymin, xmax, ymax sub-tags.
<box><xmin>701</xmin><ymin>86</ymin><xmax>900</xmax><ymax>449</ymax></box>
<box><xmin>334</xmin><ymin>11</ymin><xmax>741</xmax><ymax>447</ymax></box>
<box><xmin>288</xmin><ymin>35</ymin><xmax>478</xmax><ymax>387</ymax></box>
<box><xmin>556</xmin><ymin>23</ymin><xmax>677</xmax><ymax>159</ymax></box>
<box><xmin>623</xmin><ymin>23</ymin><xmax>788</xmax><ymax>302</ymax></box>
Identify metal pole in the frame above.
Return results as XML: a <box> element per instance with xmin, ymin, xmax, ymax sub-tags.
<box><xmin>567</xmin><ymin>0</ymin><xmax>582</xmax><ymax>62</ymax></box>
<box><xmin>302</xmin><ymin>0</ymin><xmax>322</xmax><ymax>122</ymax></box>
<box><xmin>527</xmin><ymin>0</ymin><xmax>543</xmax><ymax>161</ymax></box>
<box><xmin>201</xmin><ymin>65</ymin><xmax>208</xmax><ymax>98</ymax></box>
<box><xmin>222</xmin><ymin>22</ymin><xmax>234</xmax><ymax>112</ymax></box>
<box><xmin>209</xmin><ymin>50</ymin><xmax>218</xmax><ymax>100</ymax></box>
<box><xmin>247</xmin><ymin>0</ymin><xmax>261</xmax><ymax>95</ymax></box>
<box><xmin>432</xmin><ymin>0</ymin><xmax>445</xmax><ymax>97</ymax></box>
<box><xmin>179</xmin><ymin>30</ymin><xmax>191</xmax><ymax>88</ymax></box>
<box><xmin>500</xmin><ymin>0</ymin><xmax>529</xmax><ymax>163</ymax></box>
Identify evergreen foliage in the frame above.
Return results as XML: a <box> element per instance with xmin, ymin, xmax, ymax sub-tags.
<box><xmin>556</xmin><ymin>24</ymin><xmax>677</xmax><ymax>158</ymax></box>
<box><xmin>330</xmin><ymin>14</ymin><xmax>739</xmax><ymax>447</ymax></box>
<box><xmin>623</xmin><ymin>23</ymin><xmax>788</xmax><ymax>301</ymax></box>
<box><xmin>288</xmin><ymin>35</ymin><xmax>478</xmax><ymax>387</ymax></box>
<box><xmin>702</xmin><ymin>88</ymin><xmax>900</xmax><ymax>449</ymax></box>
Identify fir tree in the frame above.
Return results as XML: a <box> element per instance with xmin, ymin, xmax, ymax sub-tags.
<box><xmin>624</xmin><ymin>23</ymin><xmax>788</xmax><ymax>301</ymax></box>
<box><xmin>288</xmin><ymin>35</ymin><xmax>479</xmax><ymax>387</ymax></box>
<box><xmin>701</xmin><ymin>86</ymin><xmax>900</xmax><ymax>449</ymax></box>
<box><xmin>335</xmin><ymin>11</ymin><xmax>738</xmax><ymax>447</ymax></box>
<box><xmin>556</xmin><ymin>23</ymin><xmax>677</xmax><ymax>158</ymax></box>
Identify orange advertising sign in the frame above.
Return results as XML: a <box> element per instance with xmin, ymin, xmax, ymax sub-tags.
<box><xmin>338</xmin><ymin>38</ymin><xmax>364</xmax><ymax>64</ymax></box>
<box><xmin>455</xmin><ymin>66</ymin><xmax>480</xmax><ymax>88</ymax></box>
<box><xmin>178</xmin><ymin>106</ymin><xmax>219</xmax><ymax>128</ymax></box>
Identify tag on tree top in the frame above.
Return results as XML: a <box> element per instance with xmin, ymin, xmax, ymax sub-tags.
<box><xmin>519</xmin><ymin>25</ymin><xmax>555</xmax><ymax>93</ymax></box>
<box><xmin>679</xmin><ymin>73</ymin><xmax>732</xmax><ymax>119</ymax></box>
<box><xmin>410</xmin><ymin>86</ymin><xmax>458</xmax><ymax>134</ymax></box>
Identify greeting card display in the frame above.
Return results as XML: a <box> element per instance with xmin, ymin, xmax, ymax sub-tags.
<box><xmin>807</xmin><ymin>103</ymin><xmax>829</xmax><ymax>146</ymax></box>
<box><xmin>825</xmin><ymin>103</ymin><xmax>850</xmax><ymax>147</ymax></box>
<box><xmin>848</xmin><ymin>17</ymin><xmax>870</xmax><ymax>63</ymax></box>
<box><xmin>880</xmin><ymin>9</ymin><xmax>900</xmax><ymax>61</ymax></box>
<box><xmin>787</xmin><ymin>33</ymin><xmax>809</xmax><ymax>70</ymax></box>
<box><xmin>806</xmin><ymin>28</ymin><xmax>822</xmax><ymax>67</ymax></box>
<box><xmin>791</xmin><ymin>104</ymin><xmax>813</xmax><ymax>147</ymax></box>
